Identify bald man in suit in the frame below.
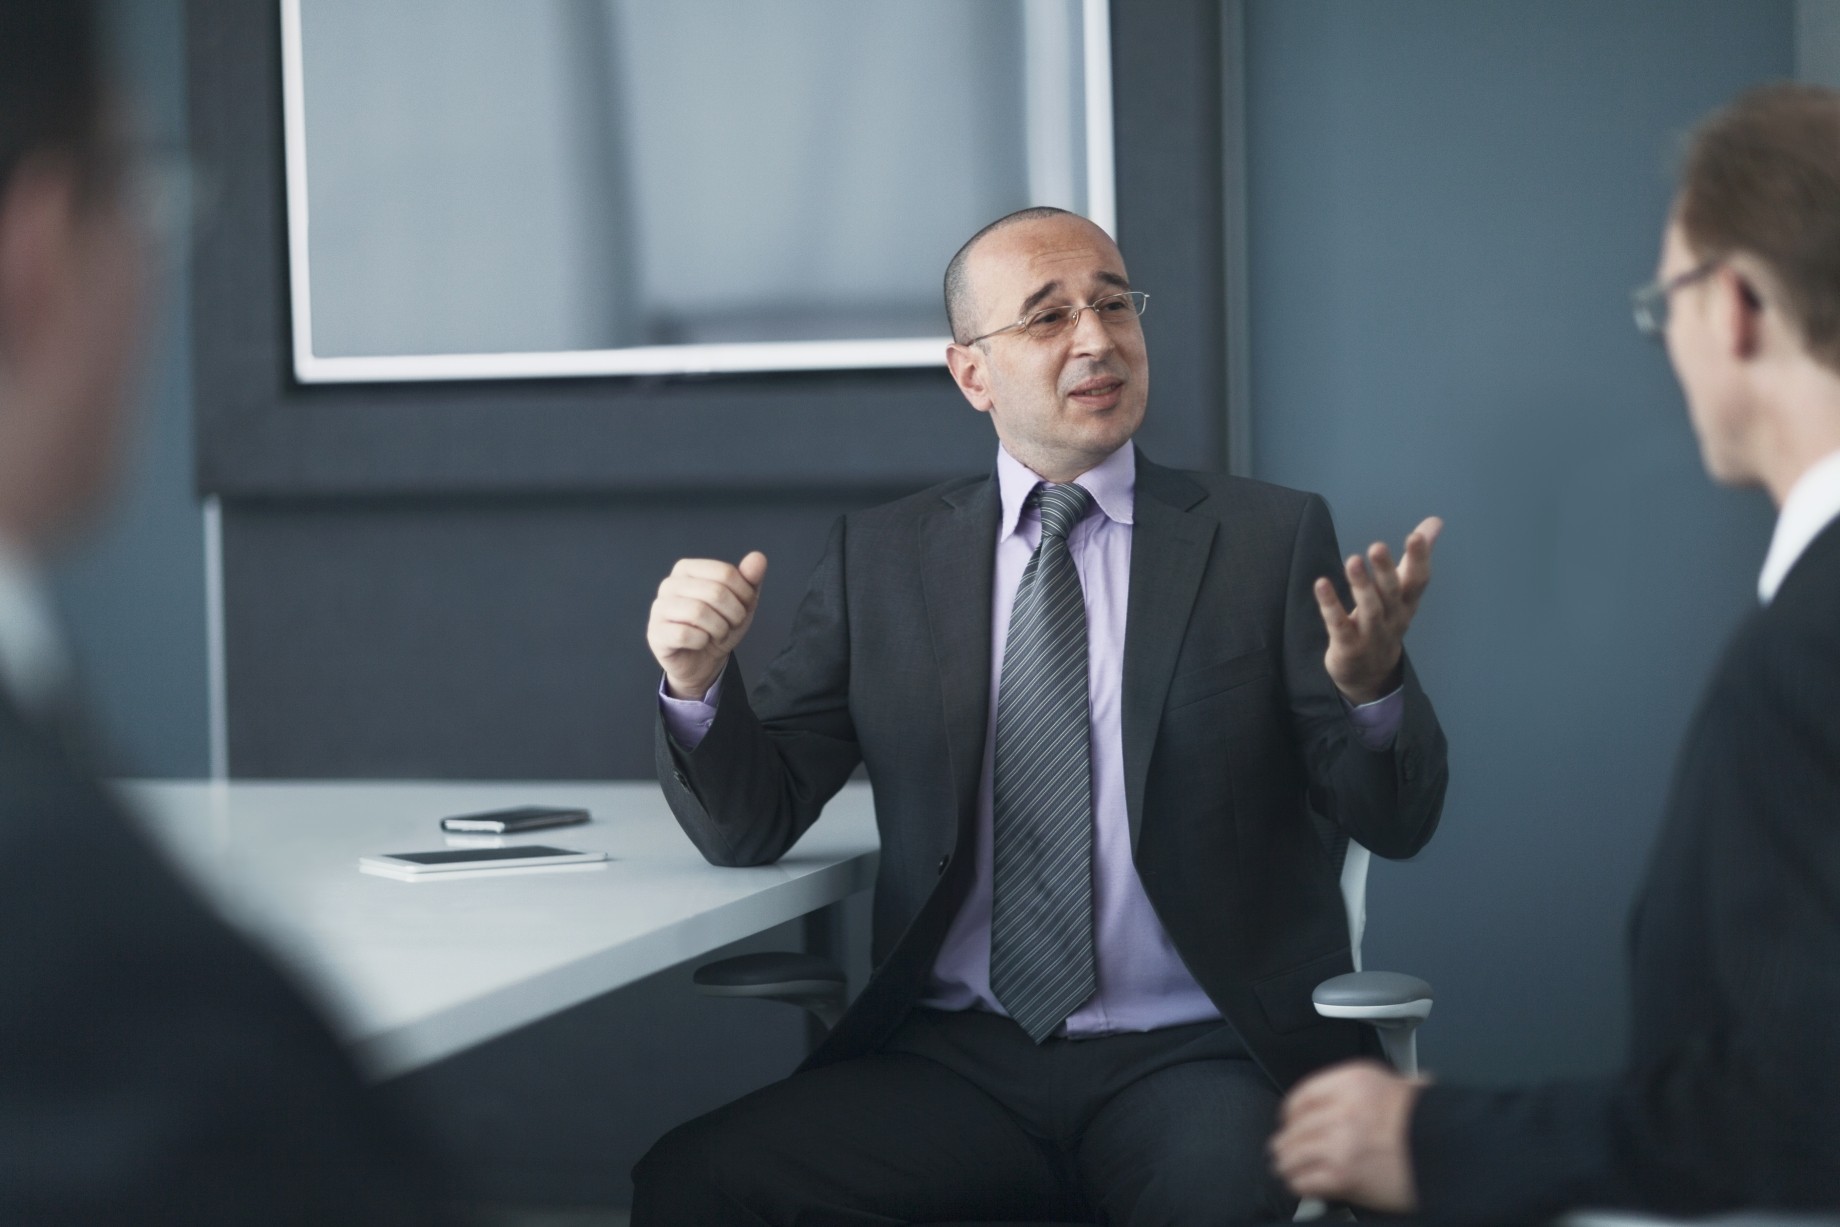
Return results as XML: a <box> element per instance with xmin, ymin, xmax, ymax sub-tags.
<box><xmin>636</xmin><ymin>206</ymin><xmax>1450</xmax><ymax>1225</ymax></box>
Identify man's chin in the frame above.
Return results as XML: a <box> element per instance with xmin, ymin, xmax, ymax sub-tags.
<box><xmin>1694</xmin><ymin>438</ymin><xmax>1753</xmax><ymax>489</ymax></box>
<box><xmin>1083</xmin><ymin>406</ymin><xmax>1144</xmax><ymax>451</ymax></box>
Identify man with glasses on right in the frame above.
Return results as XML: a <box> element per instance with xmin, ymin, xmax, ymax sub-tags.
<box><xmin>1271</xmin><ymin>83</ymin><xmax>1840</xmax><ymax>1223</ymax></box>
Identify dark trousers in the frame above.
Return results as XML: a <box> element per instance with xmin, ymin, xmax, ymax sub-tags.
<box><xmin>632</xmin><ymin>1008</ymin><xmax>1294</xmax><ymax>1227</ymax></box>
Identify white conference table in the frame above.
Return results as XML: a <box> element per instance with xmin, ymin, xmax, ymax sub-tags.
<box><xmin>116</xmin><ymin>779</ymin><xmax>878</xmax><ymax>1079</ymax></box>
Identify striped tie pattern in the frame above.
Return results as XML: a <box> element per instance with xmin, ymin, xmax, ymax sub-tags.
<box><xmin>990</xmin><ymin>481</ymin><xmax>1097</xmax><ymax>1043</ymax></box>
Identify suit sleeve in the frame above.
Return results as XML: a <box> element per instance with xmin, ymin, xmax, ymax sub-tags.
<box><xmin>1408</xmin><ymin>612</ymin><xmax>1840</xmax><ymax>1223</ymax></box>
<box><xmin>1282</xmin><ymin>493</ymin><xmax>1448</xmax><ymax>859</ymax></box>
<box><xmin>656</xmin><ymin>515</ymin><xmax>863</xmax><ymax>866</ymax></box>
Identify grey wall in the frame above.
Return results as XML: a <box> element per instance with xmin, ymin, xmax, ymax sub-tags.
<box><xmin>1798</xmin><ymin>0</ymin><xmax>1840</xmax><ymax>84</ymax></box>
<box><xmin>1243</xmin><ymin>0</ymin><xmax>1789</xmax><ymax>1083</ymax></box>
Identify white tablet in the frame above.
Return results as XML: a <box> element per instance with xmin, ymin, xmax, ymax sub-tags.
<box><xmin>358</xmin><ymin>844</ymin><xmax>607</xmax><ymax>879</ymax></box>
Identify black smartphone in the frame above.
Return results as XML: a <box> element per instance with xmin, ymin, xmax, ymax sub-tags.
<box><xmin>439</xmin><ymin>805</ymin><xmax>591</xmax><ymax>834</ymax></box>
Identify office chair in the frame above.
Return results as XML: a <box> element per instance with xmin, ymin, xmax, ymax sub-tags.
<box><xmin>693</xmin><ymin>837</ymin><xmax>1433</xmax><ymax>1227</ymax></box>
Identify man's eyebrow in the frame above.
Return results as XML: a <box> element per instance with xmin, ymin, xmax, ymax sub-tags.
<box><xmin>1018</xmin><ymin>280</ymin><xmax>1063</xmax><ymax>317</ymax></box>
<box><xmin>1017</xmin><ymin>270</ymin><xmax>1131</xmax><ymax>317</ymax></box>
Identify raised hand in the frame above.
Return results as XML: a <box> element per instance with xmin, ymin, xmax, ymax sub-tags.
<box><xmin>647</xmin><ymin>551</ymin><xmax>768</xmax><ymax>701</ymax></box>
<box><xmin>1314</xmin><ymin>516</ymin><xmax>1443</xmax><ymax>704</ymax></box>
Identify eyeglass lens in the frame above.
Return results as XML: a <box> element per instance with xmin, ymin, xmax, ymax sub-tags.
<box><xmin>1022</xmin><ymin>292</ymin><xmax>1146</xmax><ymax>339</ymax></box>
<box><xmin>1633</xmin><ymin>287</ymin><xmax>1665</xmax><ymax>337</ymax></box>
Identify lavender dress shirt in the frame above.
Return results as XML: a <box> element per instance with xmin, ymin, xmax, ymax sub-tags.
<box><xmin>662</xmin><ymin>442</ymin><xmax>1402</xmax><ymax>1036</ymax></box>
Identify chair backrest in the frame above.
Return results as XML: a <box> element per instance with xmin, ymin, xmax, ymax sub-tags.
<box><xmin>1314</xmin><ymin>809</ymin><xmax>1372</xmax><ymax>973</ymax></box>
<box><xmin>1339</xmin><ymin>841</ymin><xmax>1371</xmax><ymax>973</ymax></box>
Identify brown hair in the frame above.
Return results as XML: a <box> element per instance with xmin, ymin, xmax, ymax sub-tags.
<box><xmin>0</xmin><ymin>1</ymin><xmax>107</xmax><ymax>198</ymax></box>
<box><xmin>1678</xmin><ymin>83</ymin><xmax>1840</xmax><ymax>372</ymax></box>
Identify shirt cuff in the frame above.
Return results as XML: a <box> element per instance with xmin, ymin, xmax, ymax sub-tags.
<box><xmin>658</xmin><ymin>673</ymin><xmax>722</xmax><ymax>750</ymax></box>
<box><xmin>1341</xmin><ymin>684</ymin><xmax>1404</xmax><ymax>751</ymax></box>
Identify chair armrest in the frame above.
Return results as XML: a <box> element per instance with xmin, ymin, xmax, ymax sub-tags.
<box><xmin>1312</xmin><ymin>970</ymin><xmax>1433</xmax><ymax>1024</ymax></box>
<box><xmin>693</xmin><ymin>951</ymin><xmax>845</xmax><ymax>994</ymax></box>
<box><xmin>693</xmin><ymin>952</ymin><xmax>847</xmax><ymax>1030</ymax></box>
<box><xmin>1314</xmin><ymin>970</ymin><xmax>1433</xmax><ymax>1076</ymax></box>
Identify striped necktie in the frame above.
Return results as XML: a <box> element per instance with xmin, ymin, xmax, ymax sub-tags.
<box><xmin>990</xmin><ymin>481</ymin><xmax>1097</xmax><ymax>1043</ymax></box>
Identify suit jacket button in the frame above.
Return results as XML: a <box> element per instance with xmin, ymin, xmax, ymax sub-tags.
<box><xmin>1401</xmin><ymin>754</ymin><xmax>1419</xmax><ymax>782</ymax></box>
<box><xmin>937</xmin><ymin>854</ymin><xmax>949</xmax><ymax>875</ymax></box>
<box><xmin>673</xmin><ymin>769</ymin><xmax>689</xmax><ymax>786</ymax></box>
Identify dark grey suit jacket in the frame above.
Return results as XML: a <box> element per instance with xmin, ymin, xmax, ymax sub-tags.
<box><xmin>0</xmin><ymin>691</ymin><xmax>451</xmax><ymax>1223</ymax></box>
<box><xmin>659</xmin><ymin>452</ymin><xmax>1448</xmax><ymax>1088</ymax></box>
<box><xmin>1411</xmin><ymin>518</ymin><xmax>1840</xmax><ymax>1224</ymax></box>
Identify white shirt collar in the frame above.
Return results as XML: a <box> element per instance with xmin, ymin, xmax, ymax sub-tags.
<box><xmin>1759</xmin><ymin>447</ymin><xmax>1840</xmax><ymax>605</ymax></box>
<box><xmin>0</xmin><ymin>537</ymin><xmax>70</xmax><ymax>715</ymax></box>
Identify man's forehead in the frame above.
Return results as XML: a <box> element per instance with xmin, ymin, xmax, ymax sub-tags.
<box><xmin>969</xmin><ymin>217</ymin><xmax>1128</xmax><ymax>299</ymax></box>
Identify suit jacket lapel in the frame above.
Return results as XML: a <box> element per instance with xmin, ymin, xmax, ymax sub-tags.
<box><xmin>919</xmin><ymin>476</ymin><xmax>1000</xmax><ymax>844</ymax></box>
<box><xmin>1123</xmin><ymin>454</ymin><xmax>1217</xmax><ymax>849</ymax></box>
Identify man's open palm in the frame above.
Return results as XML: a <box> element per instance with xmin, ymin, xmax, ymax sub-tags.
<box><xmin>1314</xmin><ymin>517</ymin><xmax>1443</xmax><ymax>704</ymax></box>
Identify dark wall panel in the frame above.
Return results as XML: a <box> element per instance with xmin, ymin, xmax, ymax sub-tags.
<box><xmin>224</xmin><ymin>494</ymin><xmax>890</xmax><ymax>777</ymax></box>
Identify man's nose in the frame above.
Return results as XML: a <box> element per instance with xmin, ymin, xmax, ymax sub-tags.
<box><xmin>1068</xmin><ymin>303</ymin><xmax>1115</xmax><ymax>356</ymax></box>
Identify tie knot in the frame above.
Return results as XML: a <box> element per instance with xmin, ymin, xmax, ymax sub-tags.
<box><xmin>1030</xmin><ymin>483</ymin><xmax>1093</xmax><ymax>543</ymax></box>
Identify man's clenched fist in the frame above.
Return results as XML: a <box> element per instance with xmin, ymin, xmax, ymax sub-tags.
<box><xmin>647</xmin><ymin>552</ymin><xmax>768</xmax><ymax>700</ymax></box>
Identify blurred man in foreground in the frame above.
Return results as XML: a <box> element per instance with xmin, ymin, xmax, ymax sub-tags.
<box><xmin>0</xmin><ymin>2</ymin><xmax>448</xmax><ymax>1220</ymax></box>
<box><xmin>1271</xmin><ymin>83</ymin><xmax>1840</xmax><ymax>1224</ymax></box>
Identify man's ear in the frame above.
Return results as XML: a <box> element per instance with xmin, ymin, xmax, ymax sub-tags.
<box><xmin>1718</xmin><ymin>263</ymin><xmax>1766</xmax><ymax>361</ymax></box>
<box><xmin>945</xmin><ymin>342</ymin><xmax>994</xmax><ymax>413</ymax></box>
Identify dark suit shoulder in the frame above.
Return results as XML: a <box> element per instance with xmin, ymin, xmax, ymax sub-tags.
<box><xmin>825</xmin><ymin>474</ymin><xmax>995</xmax><ymax>566</ymax></box>
<box><xmin>844</xmin><ymin>472</ymin><xmax>990</xmax><ymax>529</ymax></box>
<box><xmin>1135</xmin><ymin>463</ymin><xmax>1332</xmax><ymax>564</ymax></box>
<box><xmin>834</xmin><ymin>459</ymin><xmax>1332</xmax><ymax>542</ymax></box>
<box><xmin>0</xmin><ymin>698</ymin><xmax>451</xmax><ymax>1222</ymax></box>
<box><xmin>1705</xmin><ymin>530</ymin><xmax>1840</xmax><ymax>831</ymax></box>
<box><xmin>1136</xmin><ymin>457</ymin><xmax>1323</xmax><ymax>522</ymax></box>
<box><xmin>1764</xmin><ymin>516</ymin><xmax>1840</xmax><ymax>635</ymax></box>
<box><xmin>0</xmin><ymin>699</ymin><xmax>344</xmax><ymax>1079</ymax></box>
<box><xmin>1190</xmin><ymin>472</ymin><xmax>1322</xmax><ymax>517</ymax></box>
<box><xmin>1718</xmin><ymin>520</ymin><xmax>1840</xmax><ymax>718</ymax></box>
